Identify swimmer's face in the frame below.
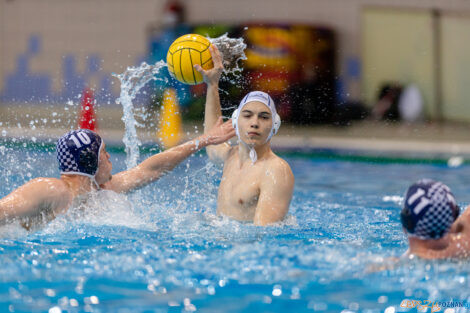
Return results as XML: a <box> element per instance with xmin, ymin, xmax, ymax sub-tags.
<box><xmin>238</xmin><ymin>101</ymin><xmax>272</xmax><ymax>145</ymax></box>
<box><xmin>95</xmin><ymin>143</ymin><xmax>112</xmax><ymax>185</ymax></box>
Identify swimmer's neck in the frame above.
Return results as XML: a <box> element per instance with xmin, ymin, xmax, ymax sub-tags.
<box><xmin>60</xmin><ymin>174</ymin><xmax>98</xmax><ymax>197</ymax></box>
<box><xmin>408</xmin><ymin>235</ymin><xmax>450</xmax><ymax>255</ymax></box>
<box><xmin>238</xmin><ymin>141</ymin><xmax>271</xmax><ymax>163</ymax></box>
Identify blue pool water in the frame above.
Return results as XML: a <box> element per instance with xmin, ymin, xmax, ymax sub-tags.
<box><xmin>1</xmin><ymin>143</ymin><xmax>470</xmax><ymax>313</ymax></box>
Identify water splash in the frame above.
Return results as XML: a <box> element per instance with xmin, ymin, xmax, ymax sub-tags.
<box><xmin>113</xmin><ymin>35</ymin><xmax>246</xmax><ymax>169</ymax></box>
<box><xmin>209</xmin><ymin>33</ymin><xmax>247</xmax><ymax>78</ymax></box>
<box><xmin>112</xmin><ymin>61</ymin><xmax>166</xmax><ymax>169</ymax></box>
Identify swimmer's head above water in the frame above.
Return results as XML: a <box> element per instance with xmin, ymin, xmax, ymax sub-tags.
<box><xmin>56</xmin><ymin>129</ymin><xmax>112</xmax><ymax>187</ymax></box>
<box><xmin>401</xmin><ymin>179</ymin><xmax>460</xmax><ymax>240</ymax></box>
<box><xmin>231</xmin><ymin>91</ymin><xmax>281</xmax><ymax>163</ymax></box>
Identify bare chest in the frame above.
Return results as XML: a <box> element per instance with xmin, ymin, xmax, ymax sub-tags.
<box><xmin>218</xmin><ymin>160</ymin><xmax>263</xmax><ymax>219</ymax></box>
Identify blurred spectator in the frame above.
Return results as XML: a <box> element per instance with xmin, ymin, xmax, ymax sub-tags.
<box><xmin>371</xmin><ymin>83</ymin><xmax>403</xmax><ymax>121</ymax></box>
<box><xmin>371</xmin><ymin>83</ymin><xmax>423</xmax><ymax>122</ymax></box>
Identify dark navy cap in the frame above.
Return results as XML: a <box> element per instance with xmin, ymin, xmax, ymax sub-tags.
<box><xmin>401</xmin><ymin>179</ymin><xmax>459</xmax><ymax>240</ymax></box>
<box><xmin>56</xmin><ymin>129</ymin><xmax>102</xmax><ymax>177</ymax></box>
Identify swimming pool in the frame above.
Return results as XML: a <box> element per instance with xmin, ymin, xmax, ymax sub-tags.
<box><xmin>1</xmin><ymin>142</ymin><xmax>470</xmax><ymax>313</ymax></box>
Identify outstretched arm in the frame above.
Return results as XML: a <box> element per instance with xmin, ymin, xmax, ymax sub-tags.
<box><xmin>253</xmin><ymin>161</ymin><xmax>295</xmax><ymax>226</ymax></box>
<box><xmin>195</xmin><ymin>45</ymin><xmax>233</xmax><ymax>164</ymax></box>
<box><xmin>102</xmin><ymin>118</ymin><xmax>235</xmax><ymax>194</ymax></box>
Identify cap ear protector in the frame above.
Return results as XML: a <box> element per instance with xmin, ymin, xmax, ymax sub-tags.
<box><xmin>231</xmin><ymin>108</ymin><xmax>238</xmax><ymax>129</ymax></box>
<box><xmin>272</xmin><ymin>113</ymin><xmax>281</xmax><ymax>135</ymax></box>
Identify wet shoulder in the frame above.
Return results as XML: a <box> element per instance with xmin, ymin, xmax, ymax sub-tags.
<box><xmin>27</xmin><ymin>177</ymin><xmax>72</xmax><ymax>201</ymax></box>
<box><xmin>266</xmin><ymin>154</ymin><xmax>294</xmax><ymax>178</ymax></box>
<box><xmin>30</xmin><ymin>177</ymin><xmax>68</xmax><ymax>189</ymax></box>
<box><xmin>260</xmin><ymin>154</ymin><xmax>294</xmax><ymax>188</ymax></box>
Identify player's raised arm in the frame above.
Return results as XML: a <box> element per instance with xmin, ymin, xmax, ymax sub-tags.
<box><xmin>195</xmin><ymin>45</ymin><xmax>233</xmax><ymax>164</ymax></box>
<box><xmin>102</xmin><ymin>118</ymin><xmax>235</xmax><ymax>194</ymax></box>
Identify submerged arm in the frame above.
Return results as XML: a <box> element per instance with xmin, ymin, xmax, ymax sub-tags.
<box><xmin>103</xmin><ymin>119</ymin><xmax>235</xmax><ymax>194</ymax></box>
<box><xmin>195</xmin><ymin>45</ymin><xmax>233</xmax><ymax>164</ymax></box>
<box><xmin>253</xmin><ymin>161</ymin><xmax>294</xmax><ymax>226</ymax></box>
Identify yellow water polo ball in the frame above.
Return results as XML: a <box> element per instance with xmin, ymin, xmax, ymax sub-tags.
<box><xmin>167</xmin><ymin>34</ymin><xmax>213</xmax><ymax>85</ymax></box>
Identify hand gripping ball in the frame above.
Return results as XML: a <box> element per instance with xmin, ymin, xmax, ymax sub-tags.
<box><xmin>167</xmin><ymin>34</ymin><xmax>213</xmax><ymax>85</ymax></box>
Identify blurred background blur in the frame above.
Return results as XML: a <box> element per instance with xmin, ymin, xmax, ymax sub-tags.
<box><xmin>1</xmin><ymin>0</ymin><xmax>470</xmax><ymax>150</ymax></box>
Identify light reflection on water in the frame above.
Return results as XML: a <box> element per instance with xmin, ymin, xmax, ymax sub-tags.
<box><xmin>1</xmin><ymin>145</ymin><xmax>470</xmax><ymax>312</ymax></box>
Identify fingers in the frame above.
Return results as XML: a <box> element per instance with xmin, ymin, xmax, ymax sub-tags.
<box><xmin>225</xmin><ymin>127</ymin><xmax>236</xmax><ymax>140</ymax></box>
<box><xmin>221</xmin><ymin>118</ymin><xmax>232</xmax><ymax>127</ymax></box>
<box><xmin>216</xmin><ymin>116</ymin><xmax>224</xmax><ymax>125</ymax></box>
<box><xmin>227</xmin><ymin>127</ymin><xmax>236</xmax><ymax>136</ymax></box>
<box><xmin>222</xmin><ymin>120</ymin><xmax>236</xmax><ymax>138</ymax></box>
<box><xmin>209</xmin><ymin>45</ymin><xmax>224</xmax><ymax>69</ymax></box>
<box><xmin>193</xmin><ymin>64</ymin><xmax>204</xmax><ymax>74</ymax></box>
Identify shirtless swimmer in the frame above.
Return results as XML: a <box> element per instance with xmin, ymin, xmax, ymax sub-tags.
<box><xmin>0</xmin><ymin>119</ymin><xmax>235</xmax><ymax>229</ymax></box>
<box><xmin>194</xmin><ymin>46</ymin><xmax>295</xmax><ymax>226</ymax></box>
<box><xmin>401</xmin><ymin>179</ymin><xmax>470</xmax><ymax>259</ymax></box>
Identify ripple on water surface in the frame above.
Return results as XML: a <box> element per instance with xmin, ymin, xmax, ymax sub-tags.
<box><xmin>2</xmin><ymin>147</ymin><xmax>470</xmax><ymax>312</ymax></box>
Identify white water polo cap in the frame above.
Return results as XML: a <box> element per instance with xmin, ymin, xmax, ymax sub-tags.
<box><xmin>232</xmin><ymin>91</ymin><xmax>281</xmax><ymax>140</ymax></box>
<box><xmin>231</xmin><ymin>91</ymin><xmax>281</xmax><ymax>163</ymax></box>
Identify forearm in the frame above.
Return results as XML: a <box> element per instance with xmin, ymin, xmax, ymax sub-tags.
<box><xmin>141</xmin><ymin>136</ymin><xmax>208</xmax><ymax>174</ymax></box>
<box><xmin>204</xmin><ymin>82</ymin><xmax>222</xmax><ymax>133</ymax></box>
<box><xmin>109</xmin><ymin>117</ymin><xmax>235</xmax><ymax>193</ymax></box>
<box><xmin>109</xmin><ymin>138</ymin><xmax>208</xmax><ymax>193</ymax></box>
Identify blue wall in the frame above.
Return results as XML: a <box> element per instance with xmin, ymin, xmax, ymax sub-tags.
<box><xmin>0</xmin><ymin>35</ymin><xmax>130</xmax><ymax>105</ymax></box>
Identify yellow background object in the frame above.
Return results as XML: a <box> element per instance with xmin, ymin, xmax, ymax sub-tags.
<box><xmin>167</xmin><ymin>34</ymin><xmax>213</xmax><ymax>85</ymax></box>
<box><xmin>158</xmin><ymin>88</ymin><xmax>183</xmax><ymax>149</ymax></box>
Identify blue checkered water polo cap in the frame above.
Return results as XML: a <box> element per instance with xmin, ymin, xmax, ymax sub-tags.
<box><xmin>56</xmin><ymin>129</ymin><xmax>102</xmax><ymax>177</ymax></box>
<box><xmin>401</xmin><ymin>179</ymin><xmax>459</xmax><ymax>240</ymax></box>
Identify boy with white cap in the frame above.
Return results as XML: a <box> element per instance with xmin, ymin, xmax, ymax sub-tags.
<box><xmin>195</xmin><ymin>46</ymin><xmax>294</xmax><ymax>226</ymax></box>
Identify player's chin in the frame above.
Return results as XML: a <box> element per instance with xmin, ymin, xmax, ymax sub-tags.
<box><xmin>244</xmin><ymin>138</ymin><xmax>261</xmax><ymax>146</ymax></box>
<box><xmin>247</xmin><ymin>134</ymin><xmax>267</xmax><ymax>142</ymax></box>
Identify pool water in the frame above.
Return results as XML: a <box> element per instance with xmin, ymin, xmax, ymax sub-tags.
<box><xmin>1</xmin><ymin>143</ymin><xmax>470</xmax><ymax>313</ymax></box>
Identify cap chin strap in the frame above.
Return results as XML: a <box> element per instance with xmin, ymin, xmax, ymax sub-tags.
<box><xmin>232</xmin><ymin>108</ymin><xmax>281</xmax><ymax>164</ymax></box>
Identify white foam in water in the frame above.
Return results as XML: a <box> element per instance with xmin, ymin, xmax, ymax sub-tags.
<box><xmin>448</xmin><ymin>156</ymin><xmax>464</xmax><ymax>168</ymax></box>
<box><xmin>382</xmin><ymin>195</ymin><xmax>403</xmax><ymax>205</ymax></box>
<box><xmin>42</xmin><ymin>189</ymin><xmax>156</xmax><ymax>234</ymax></box>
